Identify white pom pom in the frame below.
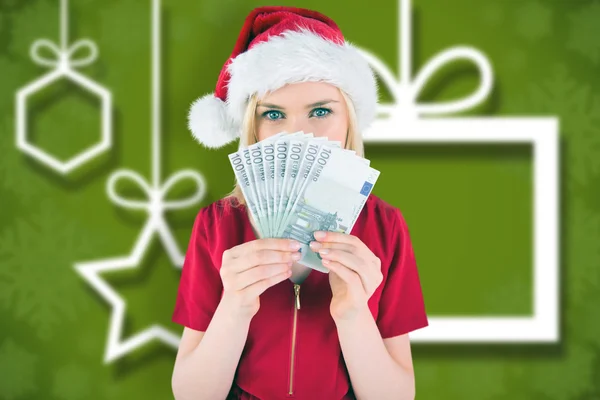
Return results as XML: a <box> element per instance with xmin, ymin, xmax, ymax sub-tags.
<box><xmin>187</xmin><ymin>93</ymin><xmax>239</xmax><ymax>149</ymax></box>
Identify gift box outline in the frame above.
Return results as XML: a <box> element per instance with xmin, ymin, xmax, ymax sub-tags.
<box><xmin>15</xmin><ymin>0</ymin><xmax>113</xmax><ymax>175</ymax></box>
<box><xmin>73</xmin><ymin>0</ymin><xmax>208</xmax><ymax>363</ymax></box>
<box><xmin>359</xmin><ymin>0</ymin><xmax>560</xmax><ymax>343</ymax></box>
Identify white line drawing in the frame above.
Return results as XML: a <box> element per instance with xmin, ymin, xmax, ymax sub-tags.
<box><xmin>360</xmin><ymin>0</ymin><xmax>560</xmax><ymax>343</ymax></box>
<box><xmin>15</xmin><ymin>0</ymin><xmax>112</xmax><ymax>175</ymax></box>
<box><xmin>74</xmin><ymin>0</ymin><xmax>207</xmax><ymax>363</ymax></box>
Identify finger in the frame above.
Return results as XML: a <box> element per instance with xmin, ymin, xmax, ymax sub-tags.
<box><xmin>233</xmin><ymin>249</ymin><xmax>301</xmax><ymax>273</ymax></box>
<box><xmin>324</xmin><ymin>260</ymin><xmax>362</xmax><ymax>287</ymax></box>
<box><xmin>313</xmin><ymin>231</ymin><xmax>365</xmax><ymax>250</ymax></box>
<box><xmin>235</xmin><ymin>262</ymin><xmax>292</xmax><ymax>290</ymax></box>
<box><xmin>319</xmin><ymin>249</ymin><xmax>370</xmax><ymax>291</ymax></box>
<box><xmin>309</xmin><ymin>241</ymin><xmax>355</xmax><ymax>253</ymax></box>
<box><xmin>319</xmin><ymin>248</ymin><xmax>364</xmax><ymax>275</ymax></box>
<box><xmin>243</xmin><ymin>267</ymin><xmax>293</xmax><ymax>298</ymax></box>
<box><xmin>230</xmin><ymin>238</ymin><xmax>302</xmax><ymax>258</ymax></box>
<box><xmin>246</xmin><ymin>238</ymin><xmax>302</xmax><ymax>255</ymax></box>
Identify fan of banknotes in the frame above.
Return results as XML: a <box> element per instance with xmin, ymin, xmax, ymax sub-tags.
<box><xmin>228</xmin><ymin>131</ymin><xmax>380</xmax><ymax>273</ymax></box>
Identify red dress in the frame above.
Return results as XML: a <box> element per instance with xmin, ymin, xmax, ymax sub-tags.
<box><xmin>172</xmin><ymin>194</ymin><xmax>429</xmax><ymax>399</ymax></box>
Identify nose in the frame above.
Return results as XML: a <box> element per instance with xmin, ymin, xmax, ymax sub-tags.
<box><xmin>283</xmin><ymin>116</ymin><xmax>314</xmax><ymax>135</ymax></box>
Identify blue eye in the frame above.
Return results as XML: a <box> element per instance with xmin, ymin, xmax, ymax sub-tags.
<box><xmin>263</xmin><ymin>110</ymin><xmax>284</xmax><ymax>121</ymax></box>
<box><xmin>311</xmin><ymin>108</ymin><xmax>332</xmax><ymax>118</ymax></box>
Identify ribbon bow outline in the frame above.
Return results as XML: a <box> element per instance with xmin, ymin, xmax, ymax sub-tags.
<box><xmin>30</xmin><ymin>38</ymin><xmax>99</xmax><ymax>70</ymax></box>
<box><xmin>356</xmin><ymin>0</ymin><xmax>494</xmax><ymax>120</ymax></box>
<box><xmin>107</xmin><ymin>169</ymin><xmax>206</xmax><ymax>217</ymax></box>
<box><xmin>359</xmin><ymin>47</ymin><xmax>493</xmax><ymax>119</ymax></box>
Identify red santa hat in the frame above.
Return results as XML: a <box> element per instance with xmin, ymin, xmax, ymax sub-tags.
<box><xmin>188</xmin><ymin>6</ymin><xmax>378</xmax><ymax>149</ymax></box>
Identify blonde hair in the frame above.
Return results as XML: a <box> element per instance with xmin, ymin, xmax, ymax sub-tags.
<box><xmin>226</xmin><ymin>87</ymin><xmax>365</xmax><ymax>207</ymax></box>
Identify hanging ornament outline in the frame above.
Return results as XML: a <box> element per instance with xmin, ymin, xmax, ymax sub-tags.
<box><xmin>74</xmin><ymin>0</ymin><xmax>207</xmax><ymax>363</ymax></box>
<box><xmin>15</xmin><ymin>0</ymin><xmax>113</xmax><ymax>175</ymax></box>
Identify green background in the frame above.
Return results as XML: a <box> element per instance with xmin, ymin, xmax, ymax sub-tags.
<box><xmin>0</xmin><ymin>0</ymin><xmax>599</xmax><ymax>398</ymax></box>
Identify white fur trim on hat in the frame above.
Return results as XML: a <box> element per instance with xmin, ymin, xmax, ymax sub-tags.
<box><xmin>188</xmin><ymin>93</ymin><xmax>240</xmax><ymax>149</ymax></box>
<box><xmin>226</xmin><ymin>27</ymin><xmax>379</xmax><ymax>134</ymax></box>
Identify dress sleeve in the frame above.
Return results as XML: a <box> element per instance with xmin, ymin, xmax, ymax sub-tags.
<box><xmin>172</xmin><ymin>208</ymin><xmax>224</xmax><ymax>332</ymax></box>
<box><xmin>376</xmin><ymin>208</ymin><xmax>429</xmax><ymax>338</ymax></box>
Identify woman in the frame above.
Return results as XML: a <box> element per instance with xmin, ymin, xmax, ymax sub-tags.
<box><xmin>171</xmin><ymin>6</ymin><xmax>429</xmax><ymax>400</ymax></box>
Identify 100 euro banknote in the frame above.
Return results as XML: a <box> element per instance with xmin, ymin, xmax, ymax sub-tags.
<box><xmin>278</xmin><ymin>146</ymin><xmax>380</xmax><ymax>273</ymax></box>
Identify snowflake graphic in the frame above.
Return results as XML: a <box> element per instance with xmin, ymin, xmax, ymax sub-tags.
<box><xmin>0</xmin><ymin>55</ymin><xmax>26</xmax><ymax>111</ymax></box>
<box><xmin>0</xmin><ymin>337</ymin><xmax>37</xmax><ymax>400</ymax></box>
<box><xmin>75</xmin><ymin>327</ymin><xmax>102</xmax><ymax>358</ymax></box>
<box><xmin>0</xmin><ymin>116</ymin><xmax>44</xmax><ymax>205</ymax></box>
<box><xmin>505</xmin><ymin>48</ymin><xmax>526</xmax><ymax>72</ymax></box>
<box><xmin>514</xmin><ymin>0</ymin><xmax>553</xmax><ymax>43</ymax></box>
<box><xmin>0</xmin><ymin>201</ymin><xmax>97</xmax><ymax>340</ymax></box>
<box><xmin>0</xmin><ymin>0</ymin><xmax>34</xmax><ymax>12</ymax></box>
<box><xmin>442</xmin><ymin>362</ymin><xmax>517</xmax><ymax>399</ymax></box>
<box><xmin>567</xmin><ymin>2</ymin><xmax>600</xmax><ymax>65</ymax></box>
<box><xmin>0</xmin><ymin>10</ymin><xmax>8</xmax><ymax>52</ymax></box>
<box><xmin>6</xmin><ymin>0</ymin><xmax>58</xmax><ymax>58</ymax></box>
<box><xmin>99</xmin><ymin>0</ymin><xmax>148</xmax><ymax>58</ymax></box>
<box><xmin>567</xmin><ymin>198</ymin><xmax>600</xmax><ymax>307</ymax></box>
<box><xmin>480</xmin><ymin>1</ymin><xmax>504</xmax><ymax>28</ymax></box>
<box><xmin>495</xmin><ymin>201</ymin><xmax>600</xmax><ymax>399</ymax></box>
<box><xmin>523</xmin><ymin>342</ymin><xmax>596</xmax><ymax>399</ymax></box>
<box><xmin>52</xmin><ymin>363</ymin><xmax>93</xmax><ymax>400</ymax></box>
<box><xmin>567</xmin><ymin>202</ymin><xmax>600</xmax><ymax>354</ymax></box>
<box><xmin>508</xmin><ymin>63</ymin><xmax>600</xmax><ymax>187</ymax></box>
<box><xmin>571</xmin><ymin>304</ymin><xmax>600</xmax><ymax>398</ymax></box>
<box><xmin>570</xmin><ymin>280</ymin><xmax>600</xmax><ymax>349</ymax></box>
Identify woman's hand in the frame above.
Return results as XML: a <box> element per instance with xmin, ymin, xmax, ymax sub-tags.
<box><xmin>220</xmin><ymin>238</ymin><xmax>302</xmax><ymax>320</ymax></box>
<box><xmin>309</xmin><ymin>231</ymin><xmax>383</xmax><ymax>322</ymax></box>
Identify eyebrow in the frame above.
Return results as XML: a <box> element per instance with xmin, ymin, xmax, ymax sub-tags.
<box><xmin>256</xmin><ymin>100</ymin><xmax>339</xmax><ymax>110</ymax></box>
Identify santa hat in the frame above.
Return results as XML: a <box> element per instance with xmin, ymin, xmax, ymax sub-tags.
<box><xmin>188</xmin><ymin>6</ymin><xmax>378</xmax><ymax>149</ymax></box>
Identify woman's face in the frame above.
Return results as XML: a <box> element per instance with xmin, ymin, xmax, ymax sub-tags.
<box><xmin>255</xmin><ymin>82</ymin><xmax>349</xmax><ymax>144</ymax></box>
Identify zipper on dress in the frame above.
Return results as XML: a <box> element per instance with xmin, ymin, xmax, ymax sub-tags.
<box><xmin>288</xmin><ymin>283</ymin><xmax>301</xmax><ymax>395</ymax></box>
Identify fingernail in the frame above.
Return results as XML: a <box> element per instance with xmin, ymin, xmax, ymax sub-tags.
<box><xmin>319</xmin><ymin>248</ymin><xmax>329</xmax><ymax>255</ymax></box>
<box><xmin>292</xmin><ymin>252</ymin><xmax>302</xmax><ymax>260</ymax></box>
<box><xmin>314</xmin><ymin>231</ymin><xmax>326</xmax><ymax>240</ymax></box>
<box><xmin>290</xmin><ymin>241</ymin><xmax>301</xmax><ymax>250</ymax></box>
<box><xmin>309</xmin><ymin>241</ymin><xmax>322</xmax><ymax>251</ymax></box>
<box><xmin>322</xmin><ymin>258</ymin><xmax>330</xmax><ymax>265</ymax></box>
